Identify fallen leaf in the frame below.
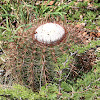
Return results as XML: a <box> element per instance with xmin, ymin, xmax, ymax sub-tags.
<box><xmin>84</xmin><ymin>0</ymin><xmax>90</xmax><ymax>3</ymax></box>
<box><xmin>96</xmin><ymin>32</ymin><xmax>100</xmax><ymax>37</ymax></box>
<box><xmin>94</xmin><ymin>68</ymin><xmax>96</xmax><ymax>73</ymax></box>
<box><xmin>36</xmin><ymin>1</ymin><xmax>55</xmax><ymax>6</ymax></box>
<box><xmin>82</xmin><ymin>32</ymin><xmax>87</xmax><ymax>36</ymax></box>
<box><xmin>96</xmin><ymin>47</ymin><xmax>100</xmax><ymax>52</ymax></box>
<box><xmin>75</xmin><ymin>23</ymin><xmax>86</xmax><ymax>28</ymax></box>
<box><xmin>80</xmin><ymin>23</ymin><xmax>86</xmax><ymax>27</ymax></box>
<box><xmin>80</xmin><ymin>15</ymin><xmax>83</xmax><ymax>20</ymax></box>
<box><xmin>88</xmin><ymin>3</ymin><xmax>94</xmax><ymax>8</ymax></box>
<box><xmin>96</xmin><ymin>26</ymin><xmax>100</xmax><ymax>32</ymax></box>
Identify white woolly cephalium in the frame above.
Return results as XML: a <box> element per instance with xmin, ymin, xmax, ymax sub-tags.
<box><xmin>34</xmin><ymin>23</ymin><xmax>65</xmax><ymax>45</ymax></box>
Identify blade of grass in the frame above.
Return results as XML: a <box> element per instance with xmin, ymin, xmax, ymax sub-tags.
<box><xmin>52</xmin><ymin>0</ymin><xmax>58</xmax><ymax>6</ymax></box>
<box><xmin>0</xmin><ymin>14</ymin><xmax>17</xmax><ymax>18</ymax></box>
<box><xmin>0</xmin><ymin>5</ymin><xmax>9</xmax><ymax>29</ymax></box>
<box><xmin>0</xmin><ymin>26</ymin><xmax>11</xmax><ymax>32</ymax></box>
<box><xmin>14</xmin><ymin>23</ymin><xmax>33</xmax><ymax>35</ymax></box>
<box><xmin>48</xmin><ymin>12</ymin><xmax>66</xmax><ymax>20</ymax></box>
<box><xmin>55</xmin><ymin>5</ymin><xmax>68</xmax><ymax>12</ymax></box>
<box><xmin>41</xmin><ymin>0</ymin><xmax>51</xmax><ymax>12</ymax></box>
<box><xmin>24</xmin><ymin>25</ymin><xmax>32</xmax><ymax>32</ymax></box>
<box><xmin>43</xmin><ymin>6</ymin><xmax>51</xmax><ymax>14</ymax></box>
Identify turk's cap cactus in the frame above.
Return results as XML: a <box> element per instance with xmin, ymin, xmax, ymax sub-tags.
<box><xmin>34</xmin><ymin>23</ymin><xmax>66</xmax><ymax>46</ymax></box>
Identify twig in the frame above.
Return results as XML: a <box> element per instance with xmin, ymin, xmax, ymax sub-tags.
<box><xmin>71</xmin><ymin>87</ymin><xmax>100</xmax><ymax>94</ymax></box>
<box><xmin>69</xmin><ymin>6</ymin><xmax>98</xmax><ymax>11</ymax></box>
<box><xmin>87</xmin><ymin>77</ymin><xmax>100</xmax><ymax>89</ymax></box>
<box><xmin>65</xmin><ymin>68</ymin><xmax>72</xmax><ymax>80</ymax></box>
<box><xmin>0</xmin><ymin>19</ymin><xmax>7</xmax><ymax>26</ymax></box>
<box><xmin>0</xmin><ymin>94</ymin><xmax>11</xmax><ymax>98</ymax></box>
<box><xmin>58</xmin><ymin>70</ymin><xmax>62</xmax><ymax>94</ymax></box>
